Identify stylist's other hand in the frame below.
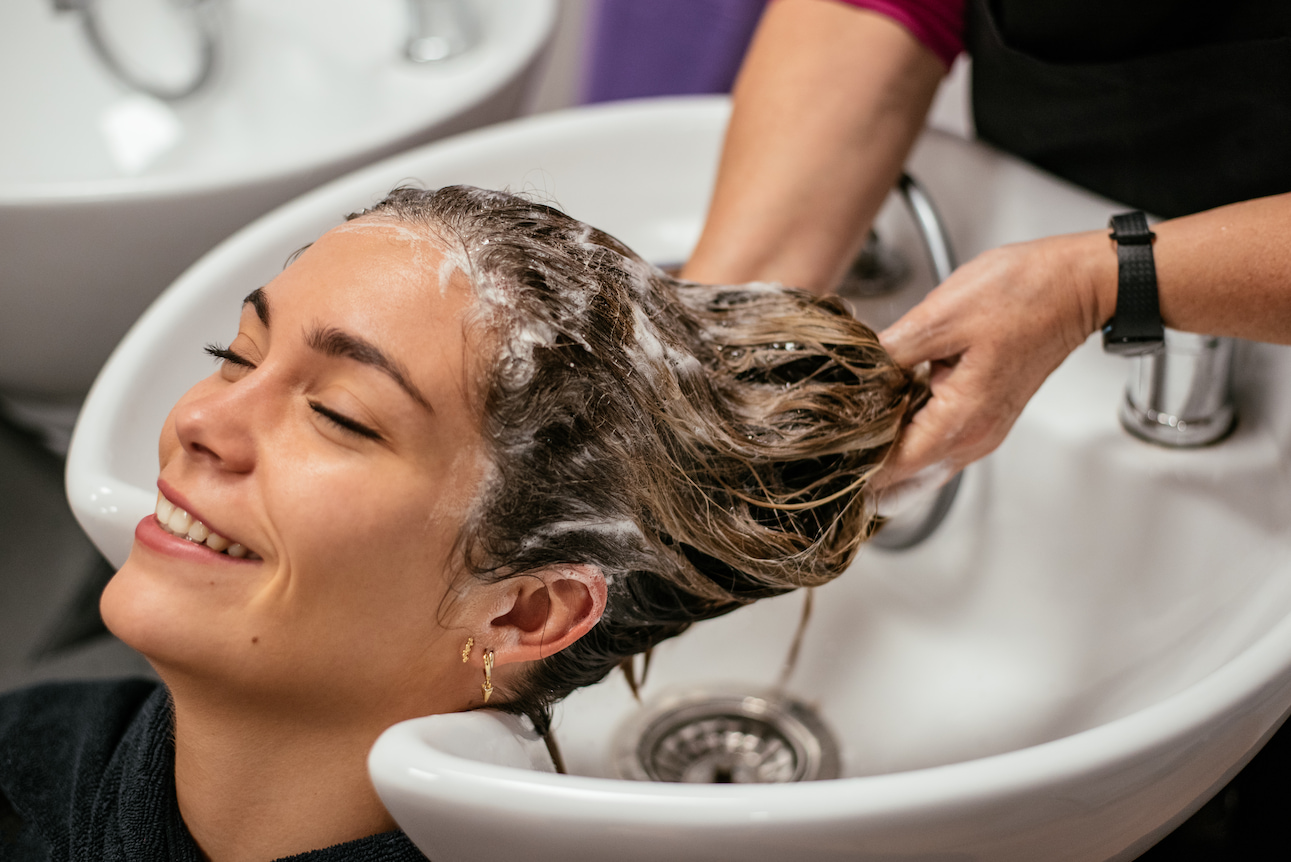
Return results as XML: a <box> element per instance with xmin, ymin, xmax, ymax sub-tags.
<box><xmin>876</xmin><ymin>230</ymin><xmax>1114</xmax><ymax>486</ymax></box>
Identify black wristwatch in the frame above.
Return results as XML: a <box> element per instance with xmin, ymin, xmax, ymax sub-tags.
<box><xmin>1102</xmin><ymin>211</ymin><xmax>1164</xmax><ymax>355</ymax></box>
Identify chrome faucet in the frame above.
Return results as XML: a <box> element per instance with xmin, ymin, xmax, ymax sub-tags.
<box><xmin>52</xmin><ymin>0</ymin><xmax>221</xmax><ymax>101</ymax></box>
<box><xmin>860</xmin><ymin>173</ymin><xmax>964</xmax><ymax>551</ymax></box>
<box><xmin>1119</xmin><ymin>331</ymin><xmax>1237</xmax><ymax>447</ymax></box>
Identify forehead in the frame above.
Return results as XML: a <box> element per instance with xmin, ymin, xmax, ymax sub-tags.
<box><xmin>265</xmin><ymin>219</ymin><xmax>484</xmax><ymax>395</ymax></box>
<box><xmin>270</xmin><ymin>218</ymin><xmax>473</xmax><ymax>319</ymax></box>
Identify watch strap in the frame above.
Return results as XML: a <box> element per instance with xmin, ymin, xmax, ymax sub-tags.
<box><xmin>1102</xmin><ymin>211</ymin><xmax>1164</xmax><ymax>355</ymax></box>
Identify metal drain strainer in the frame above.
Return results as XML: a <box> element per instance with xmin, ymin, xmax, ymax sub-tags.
<box><xmin>614</xmin><ymin>690</ymin><xmax>840</xmax><ymax>783</ymax></box>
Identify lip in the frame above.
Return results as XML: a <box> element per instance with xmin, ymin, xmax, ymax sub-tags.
<box><xmin>152</xmin><ymin>478</ymin><xmax>261</xmax><ymax>562</ymax></box>
<box><xmin>157</xmin><ymin>478</ymin><xmax>245</xmax><ymax>543</ymax></box>
<box><xmin>135</xmin><ymin>515</ymin><xmax>260</xmax><ymax>565</ymax></box>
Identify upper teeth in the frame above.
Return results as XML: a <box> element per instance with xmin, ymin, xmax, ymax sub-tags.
<box><xmin>155</xmin><ymin>492</ymin><xmax>259</xmax><ymax>560</ymax></box>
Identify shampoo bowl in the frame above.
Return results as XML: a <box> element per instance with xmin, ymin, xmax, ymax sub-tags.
<box><xmin>67</xmin><ymin>97</ymin><xmax>1291</xmax><ymax>861</ymax></box>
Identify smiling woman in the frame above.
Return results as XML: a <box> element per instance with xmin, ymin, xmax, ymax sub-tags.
<box><xmin>0</xmin><ymin>186</ymin><xmax>924</xmax><ymax>862</ymax></box>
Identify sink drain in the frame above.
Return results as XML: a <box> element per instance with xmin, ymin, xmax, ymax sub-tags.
<box><xmin>614</xmin><ymin>690</ymin><xmax>840</xmax><ymax>783</ymax></box>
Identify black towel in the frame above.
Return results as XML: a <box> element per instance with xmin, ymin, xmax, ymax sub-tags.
<box><xmin>0</xmin><ymin>679</ymin><xmax>427</xmax><ymax>861</ymax></box>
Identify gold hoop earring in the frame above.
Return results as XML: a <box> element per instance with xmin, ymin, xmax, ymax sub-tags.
<box><xmin>482</xmin><ymin>649</ymin><xmax>495</xmax><ymax>703</ymax></box>
<box><xmin>460</xmin><ymin>637</ymin><xmax>474</xmax><ymax>663</ymax></box>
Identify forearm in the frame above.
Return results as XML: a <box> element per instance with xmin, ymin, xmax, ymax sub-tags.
<box><xmin>1064</xmin><ymin>191</ymin><xmax>1291</xmax><ymax>345</ymax></box>
<box><xmin>680</xmin><ymin>0</ymin><xmax>945</xmax><ymax>295</ymax></box>
<box><xmin>1142</xmin><ymin>192</ymin><xmax>1291</xmax><ymax>344</ymax></box>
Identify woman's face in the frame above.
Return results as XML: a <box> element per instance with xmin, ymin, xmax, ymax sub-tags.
<box><xmin>103</xmin><ymin>220</ymin><xmax>491</xmax><ymax>720</ymax></box>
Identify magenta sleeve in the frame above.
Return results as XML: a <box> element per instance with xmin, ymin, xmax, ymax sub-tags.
<box><xmin>825</xmin><ymin>0</ymin><xmax>965</xmax><ymax>69</ymax></box>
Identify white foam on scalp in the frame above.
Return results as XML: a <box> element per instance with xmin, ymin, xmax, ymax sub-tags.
<box><xmin>334</xmin><ymin>217</ymin><xmax>479</xmax><ymax>303</ymax></box>
<box><xmin>438</xmin><ymin>253</ymin><xmax>468</xmax><ymax>296</ymax></box>
<box><xmin>541</xmin><ymin>518</ymin><xmax>644</xmax><ymax>540</ymax></box>
<box><xmin>331</xmin><ymin>219</ymin><xmax>434</xmax><ymax>249</ymax></box>
<box><xmin>328</xmin><ymin>219</ymin><xmax>451</xmax><ymax>283</ymax></box>
<box><xmin>628</xmin><ymin>292</ymin><xmax>702</xmax><ymax>381</ymax></box>
<box><xmin>519</xmin><ymin>518</ymin><xmax>646</xmax><ymax>553</ymax></box>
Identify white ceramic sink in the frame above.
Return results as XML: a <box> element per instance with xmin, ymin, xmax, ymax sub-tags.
<box><xmin>67</xmin><ymin>98</ymin><xmax>1291</xmax><ymax>861</ymax></box>
<box><xmin>0</xmin><ymin>0</ymin><xmax>554</xmax><ymax>436</ymax></box>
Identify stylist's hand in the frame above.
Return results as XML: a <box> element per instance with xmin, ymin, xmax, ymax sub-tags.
<box><xmin>876</xmin><ymin>230</ymin><xmax>1115</xmax><ymax>486</ymax></box>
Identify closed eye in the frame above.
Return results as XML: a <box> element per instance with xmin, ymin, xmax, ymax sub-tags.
<box><xmin>205</xmin><ymin>343</ymin><xmax>255</xmax><ymax>368</ymax></box>
<box><xmin>206</xmin><ymin>343</ymin><xmax>382</xmax><ymax>441</ymax></box>
<box><xmin>309</xmin><ymin>400</ymin><xmax>383</xmax><ymax>441</ymax></box>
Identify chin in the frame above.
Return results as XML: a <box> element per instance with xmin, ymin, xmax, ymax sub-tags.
<box><xmin>100</xmin><ymin>546</ymin><xmax>254</xmax><ymax>687</ymax></box>
<box><xmin>103</xmin><ymin>543</ymin><xmax>337</xmax><ymax>710</ymax></box>
<box><xmin>102</xmin><ymin>553</ymin><xmax>192</xmax><ymax>670</ymax></box>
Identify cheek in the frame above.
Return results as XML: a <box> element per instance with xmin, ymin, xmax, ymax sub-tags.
<box><xmin>261</xmin><ymin>496</ymin><xmax>463</xmax><ymax>688</ymax></box>
<box><xmin>270</xmin><ymin>465</ymin><xmax>463</xmax><ymax>618</ymax></box>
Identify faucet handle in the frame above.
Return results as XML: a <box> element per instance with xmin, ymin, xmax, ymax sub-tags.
<box><xmin>1120</xmin><ymin>331</ymin><xmax>1237</xmax><ymax>448</ymax></box>
<box><xmin>54</xmin><ymin>0</ymin><xmax>221</xmax><ymax>101</ymax></box>
<box><xmin>406</xmin><ymin>0</ymin><xmax>481</xmax><ymax>63</ymax></box>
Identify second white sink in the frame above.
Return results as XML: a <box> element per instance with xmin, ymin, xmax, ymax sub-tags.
<box><xmin>0</xmin><ymin>0</ymin><xmax>555</xmax><ymax>435</ymax></box>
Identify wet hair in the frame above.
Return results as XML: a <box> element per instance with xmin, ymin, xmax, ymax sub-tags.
<box><xmin>349</xmin><ymin>185</ymin><xmax>926</xmax><ymax>732</ymax></box>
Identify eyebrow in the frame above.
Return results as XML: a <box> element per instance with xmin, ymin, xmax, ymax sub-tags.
<box><xmin>240</xmin><ymin>289</ymin><xmax>434</xmax><ymax>415</ymax></box>
<box><xmin>244</xmin><ymin>288</ymin><xmax>270</xmax><ymax>327</ymax></box>
<box><xmin>306</xmin><ymin>326</ymin><xmax>436</xmax><ymax>415</ymax></box>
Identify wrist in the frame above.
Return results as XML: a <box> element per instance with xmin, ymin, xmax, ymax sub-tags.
<box><xmin>1096</xmin><ymin>233</ymin><xmax>1121</xmax><ymax>331</ymax></box>
<box><xmin>1055</xmin><ymin>229</ymin><xmax>1119</xmax><ymax>339</ymax></box>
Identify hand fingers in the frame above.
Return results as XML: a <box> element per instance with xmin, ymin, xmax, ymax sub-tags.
<box><xmin>879</xmin><ymin>299</ymin><xmax>963</xmax><ymax>369</ymax></box>
<box><xmin>878</xmin><ymin>254</ymin><xmax>1001</xmax><ymax>367</ymax></box>
<box><xmin>875</xmin><ymin>353</ymin><xmax>1022</xmax><ymax>486</ymax></box>
<box><xmin>873</xmin><ymin>235</ymin><xmax>1105</xmax><ymax>487</ymax></box>
<box><xmin>875</xmin><ymin>395</ymin><xmax>968</xmax><ymax>486</ymax></box>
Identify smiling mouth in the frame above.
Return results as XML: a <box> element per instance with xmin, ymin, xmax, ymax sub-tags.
<box><xmin>155</xmin><ymin>492</ymin><xmax>261</xmax><ymax>560</ymax></box>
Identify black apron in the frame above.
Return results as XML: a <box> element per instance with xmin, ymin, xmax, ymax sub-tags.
<box><xmin>967</xmin><ymin>0</ymin><xmax>1291</xmax><ymax>218</ymax></box>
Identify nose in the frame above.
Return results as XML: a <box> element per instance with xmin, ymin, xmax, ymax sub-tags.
<box><xmin>171</xmin><ymin>376</ymin><xmax>263</xmax><ymax>474</ymax></box>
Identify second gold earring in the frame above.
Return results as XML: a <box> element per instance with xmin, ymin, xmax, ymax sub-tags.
<box><xmin>482</xmin><ymin>649</ymin><xmax>494</xmax><ymax>703</ymax></box>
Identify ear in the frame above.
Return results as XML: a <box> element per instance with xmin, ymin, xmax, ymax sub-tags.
<box><xmin>483</xmin><ymin>564</ymin><xmax>607</xmax><ymax>666</ymax></box>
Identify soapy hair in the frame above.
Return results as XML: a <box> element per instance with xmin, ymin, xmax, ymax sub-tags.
<box><xmin>350</xmin><ymin>185</ymin><xmax>925</xmax><ymax>732</ymax></box>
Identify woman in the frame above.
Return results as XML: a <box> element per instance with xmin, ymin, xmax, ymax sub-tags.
<box><xmin>0</xmin><ymin>186</ymin><xmax>923</xmax><ymax>861</ymax></box>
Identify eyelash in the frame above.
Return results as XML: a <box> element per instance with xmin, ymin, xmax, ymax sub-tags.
<box><xmin>204</xmin><ymin>343</ymin><xmax>382</xmax><ymax>441</ymax></box>
<box><xmin>308</xmin><ymin>400</ymin><xmax>382</xmax><ymax>441</ymax></box>
<box><xmin>205</xmin><ymin>343</ymin><xmax>253</xmax><ymax>367</ymax></box>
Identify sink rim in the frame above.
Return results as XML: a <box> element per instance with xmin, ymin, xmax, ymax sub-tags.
<box><xmin>0</xmin><ymin>0</ymin><xmax>557</xmax><ymax>206</ymax></box>
<box><xmin>373</xmin><ymin>590</ymin><xmax>1291</xmax><ymax>812</ymax></box>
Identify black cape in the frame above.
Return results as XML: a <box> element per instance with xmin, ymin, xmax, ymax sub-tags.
<box><xmin>0</xmin><ymin>679</ymin><xmax>426</xmax><ymax>861</ymax></box>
